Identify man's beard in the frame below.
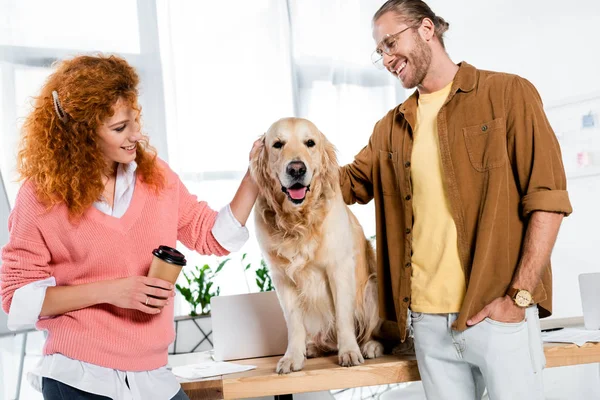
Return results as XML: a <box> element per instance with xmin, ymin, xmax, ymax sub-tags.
<box><xmin>399</xmin><ymin>33</ymin><xmax>432</xmax><ymax>89</ymax></box>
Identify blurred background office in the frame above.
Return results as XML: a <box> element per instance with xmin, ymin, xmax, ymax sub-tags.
<box><xmin>1</xmin><ymin>0</ymin><xmax>599</xmax><ymax>399</ymax></box>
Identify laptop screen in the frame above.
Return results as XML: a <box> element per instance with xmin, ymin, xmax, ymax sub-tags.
<box><xmin>579</xmin><ymin>272</ymin><xmax>600</xmax><ymax>330</ymax></box>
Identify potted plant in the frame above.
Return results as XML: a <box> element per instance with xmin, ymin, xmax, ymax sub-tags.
<box><xmin>176</xmin><ymin>260</ymin><xmax>229</xmax><ymax>317</ymax></box>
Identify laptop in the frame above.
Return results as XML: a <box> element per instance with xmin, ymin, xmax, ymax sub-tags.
<box><xmin>211</xmin><ymin>291</ymin><xmax>288</xmax><ymax>361</ymax></box>
<box><xmin>579</xmin><ymin>272</ymin><xmax>600</xmax><ymax>330</ymax></box>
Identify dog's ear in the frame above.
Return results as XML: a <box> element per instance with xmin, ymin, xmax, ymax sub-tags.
<box><xmin>319</xmin><ymin>132</ymin><xmax>339</xmax><ymax>188</ymax></box>
<box><xmin>250</xmin><ymin>134</ymin><xmax>270</xmax><ymax>192</ymax></box>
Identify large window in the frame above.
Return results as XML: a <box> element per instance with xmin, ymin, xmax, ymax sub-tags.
<box><xmin>1</xmin><ymin>0</ymin><xmax>598</xmax><ymax>318</ymax></box>
<box><xmin>0</xmin><ymin>0</ymin><xmax>140</xmax><ymax>52</ymax></box>
<box><xmin>0</xmin><ymin>0</ymin><xmax>166</xmax><ymax>206</ymax></box>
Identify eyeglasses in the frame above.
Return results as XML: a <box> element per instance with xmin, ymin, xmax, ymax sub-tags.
<box><xmin>371</xmin><ymin>25</ymin><xmax>415</xmax><ymax>69</ymax></box>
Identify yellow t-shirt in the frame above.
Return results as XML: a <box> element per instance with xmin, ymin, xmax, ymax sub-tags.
<box><xmin>410</xmin><ymin>81</ymin><xmax>466</xmax><ymax>313</ymax></box>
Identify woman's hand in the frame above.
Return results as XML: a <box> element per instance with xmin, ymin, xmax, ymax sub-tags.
<box><xmin>105</xmin><ymin>276</ymin><xmax>175</xmax><ymax>314</ymax></box>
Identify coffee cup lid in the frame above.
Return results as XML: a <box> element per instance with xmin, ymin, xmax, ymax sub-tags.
<box><xmin>152</xmin><ymin>245</ymin><xmax>186</xmax><ymax>266</ymax></box>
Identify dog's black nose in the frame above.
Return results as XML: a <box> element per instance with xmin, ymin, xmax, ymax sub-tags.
<box><xmin>286</xmin><ymin>161</ymin><xmax>306</xmax><ymax>178</ymax></box>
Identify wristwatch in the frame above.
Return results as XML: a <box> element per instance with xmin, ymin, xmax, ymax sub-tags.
<box><xmin>507</xmin><ymin>287</ymin><xmax>533</xmax><ymax>308</ymax></box>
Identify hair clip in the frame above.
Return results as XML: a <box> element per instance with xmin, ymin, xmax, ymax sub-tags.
<box><xmin>51</xmin><ymin>90</ymin><xmax>69</xmax><ymax>124</ymax></box>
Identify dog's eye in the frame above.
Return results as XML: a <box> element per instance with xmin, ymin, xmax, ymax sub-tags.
<box><xmin>306</xmin><ymin>139</ymin><xmax>315</xmax><ymax>148</ymax></box>
<box><xmin>273</xmin><ymin>141</ymin><xmax>284</xmax><ymax>149</ymax></box>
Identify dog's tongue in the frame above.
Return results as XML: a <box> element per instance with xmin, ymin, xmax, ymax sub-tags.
<box><xmin>287</xmin><ymin>186</ymin><xmax>307</xmax><ymax>200</ymax></box>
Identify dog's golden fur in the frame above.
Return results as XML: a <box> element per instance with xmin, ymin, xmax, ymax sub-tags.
<box><xmin>250</xmin><ymin>117</ymin><xmax>384</xmax><ymax>374</ymax></box>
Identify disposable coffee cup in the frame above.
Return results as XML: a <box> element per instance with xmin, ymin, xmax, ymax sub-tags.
<box><xmin>147</xmin><ymin>245</ymin><xmax>186</xmax><ymax>299</ymax></box>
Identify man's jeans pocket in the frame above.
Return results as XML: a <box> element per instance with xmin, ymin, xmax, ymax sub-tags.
<box><xmin>479</xmin><ymin>306</ymin><xmax>545</xmax><ymax>374</ymax></box>
<box><xmin>483</xmin><ymin>316</ymin><xmax>527</xmax><ymax>332</ymax></box>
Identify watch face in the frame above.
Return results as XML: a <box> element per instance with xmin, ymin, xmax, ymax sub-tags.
<box><xmin>515</xmin><ymin>290</ymin><xmax>532</xmax><ymax>307</ymax></box>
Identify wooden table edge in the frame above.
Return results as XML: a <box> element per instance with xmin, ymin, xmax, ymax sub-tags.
<box><xmin>181</xmin><ymin>342</ymin><xmax>600</xmax><ymax>399</ymax></box>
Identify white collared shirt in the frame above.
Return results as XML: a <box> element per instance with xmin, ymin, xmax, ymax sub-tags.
<box><xmin>7</xmin><ymin>162</ymin><xmax>249</xmax><ymax>400</ymax></box>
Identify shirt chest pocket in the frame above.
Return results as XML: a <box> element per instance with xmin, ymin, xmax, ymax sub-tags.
<box><xmin>379</xmin><ymin>150</ymin><xmax>400</xmax><ymax>195</ymax></box>
<box><xmin>462</xmin><ymin>117</ymin><xmax>508</xmax><ymax>172</ymax></box>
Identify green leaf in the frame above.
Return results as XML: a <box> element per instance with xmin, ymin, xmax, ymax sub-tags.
<box><xmin>176</xmin><ymin>286</ymin><xmax>193</xmax><ymax>303</ymax></box>
<box><xmin>182</xmin><ymin>270</ymin><xmax>192</xmax><ymax>286</ymax></box>
<box><xmin>245</xmin><ymin>263</ymin><xmax>252</xmax><ymax>271</ymax></box>
<box><xmin>215</xmin><ymin>258</ymin><xmax>231</xmax><ymax>274</ymax></box>
<box><xmin>189</xmin><ymin>268</ymin><xmax>199</xmax><ymax>282</ymax></box>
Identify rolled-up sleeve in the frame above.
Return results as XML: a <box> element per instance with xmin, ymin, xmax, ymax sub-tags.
<box><xmin>7</xmin><ymin>277</ymin><xmax>55</xmax><ymax>330</ymax></box>
<box><xmin>1</xmin><ymin>184</ymin><xmax>55</xmax><ymax>315</ymax></box>
<box><xmin>506</xmin><ymin>76</ymin><xmax>573</xmax><ymax>217</ymax></box>
<box><xmin>1</xmin><ymin>234</ymin><xmax>53</xmax><ymax>314</ymax></box>
<box><xmin>211</xmin><ymin>204</ymin><xmax>249</xmax><ymax>253</ymax></box>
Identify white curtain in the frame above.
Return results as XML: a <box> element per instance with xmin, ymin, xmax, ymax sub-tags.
<box><xmin>157</xmin><ymin>0</ymin><xmax>295</xmax><ymax>177</ymax></box>
<box><xmin>156</xmin><ymin>0</ymin><xmax>297</xmax><ymax>303</ymax></box>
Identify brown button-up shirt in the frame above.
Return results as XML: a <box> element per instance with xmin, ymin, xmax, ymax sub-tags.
<box><xmin>340</xmin><ymin>62</ymin><xmax>573</xmax><ymax>341</ymax></box>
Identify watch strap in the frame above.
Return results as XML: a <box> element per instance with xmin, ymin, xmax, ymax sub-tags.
<box><xmin>506</xmin><ymin>287</ymin><xmax>519</xmax><ymax>299</ymax></box>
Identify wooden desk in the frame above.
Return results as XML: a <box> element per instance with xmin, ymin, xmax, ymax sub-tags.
<box><xmin>180</xmin><ymin>341</ymin><xmax>600</xmax><ymax>400</ymax></box>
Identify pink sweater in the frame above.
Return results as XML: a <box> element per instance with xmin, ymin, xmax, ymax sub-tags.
<box><xmin>0</xmin><ymin>161</ymin><xmax>228</xmax><ymax>371</ymax></box>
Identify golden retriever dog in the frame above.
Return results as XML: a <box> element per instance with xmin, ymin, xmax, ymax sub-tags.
<box><xmin>250</xmin><ymin>117</ymin><xmax>384</xmax><ymax>374</ymax></box>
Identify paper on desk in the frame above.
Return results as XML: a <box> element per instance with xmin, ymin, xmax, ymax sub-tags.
<box><xmin>542</xmin><ymin>327</ymin><xmax>600</xmax><ymax>347</ymax></box>
<box><xmin>172</xmin><ymin>361</ymin><xmax>256</xmax><ymax>380</ymax></box>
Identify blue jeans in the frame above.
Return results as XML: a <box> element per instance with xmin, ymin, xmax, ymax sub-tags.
<box><xmin>42</xmin><ymin>377</ymin><xmax>190</xmax><ymax>400</ymax></box>
<box><xmin>410</xmin><ymin>306</ymin><xmax>545</xmax><ymax>400</ymax></box>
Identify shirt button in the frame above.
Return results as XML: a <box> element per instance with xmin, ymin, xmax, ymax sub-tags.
<box><xmin>481</xmin><ymin>125</ymin><xmax>488</xmax><ymax>132</ymax></box>
<box><xmin>403</xmin><ymin>297</ymin><xmax>409</xmax><ymax>302</ymax></box>
<box><xmin>405</xmin><ymin>195</ymin><xmax>411</xmax><ymax>200</ymax></box>
<box><xmin>405</xmin><ymin>228</ymin><xmax>411</xmax><ymax>234</ymax></box>
<box><xmin>404</xmin><ymin>161</ymin><xmax>411</xmax><ymax>168</ymax></box>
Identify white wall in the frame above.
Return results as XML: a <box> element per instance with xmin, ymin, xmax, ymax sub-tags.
<box><xmin>430</xmin><ymin>0</ymin><xmax>600</xmax><ymax>106</ymax></box>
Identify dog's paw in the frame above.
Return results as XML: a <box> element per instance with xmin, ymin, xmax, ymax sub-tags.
<box><xmin>276</xmin><ymin>352</ymin><xmax>305</xmax><ymax>374</ymax></box>
<box><xmin>338</xmin><ymin>348</ymin><xmax>365</xmax><ymax>367</ymax></box>
<box><xmin>361</xmin><ymin>340</ymin><xmax>384</xmax><ymax>359</ymax></box>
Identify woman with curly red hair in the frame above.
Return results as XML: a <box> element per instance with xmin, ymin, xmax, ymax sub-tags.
<box><xmin>1</xmin><ymin>54</ymin><xmax>260</xmax><ymax>400</ymax></box>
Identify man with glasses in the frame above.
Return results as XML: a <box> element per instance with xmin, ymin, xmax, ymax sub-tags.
<box><xmin>339</xmin><ymin>1</ymin><xmax>572</xmax><ymax>399</ymax></box>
